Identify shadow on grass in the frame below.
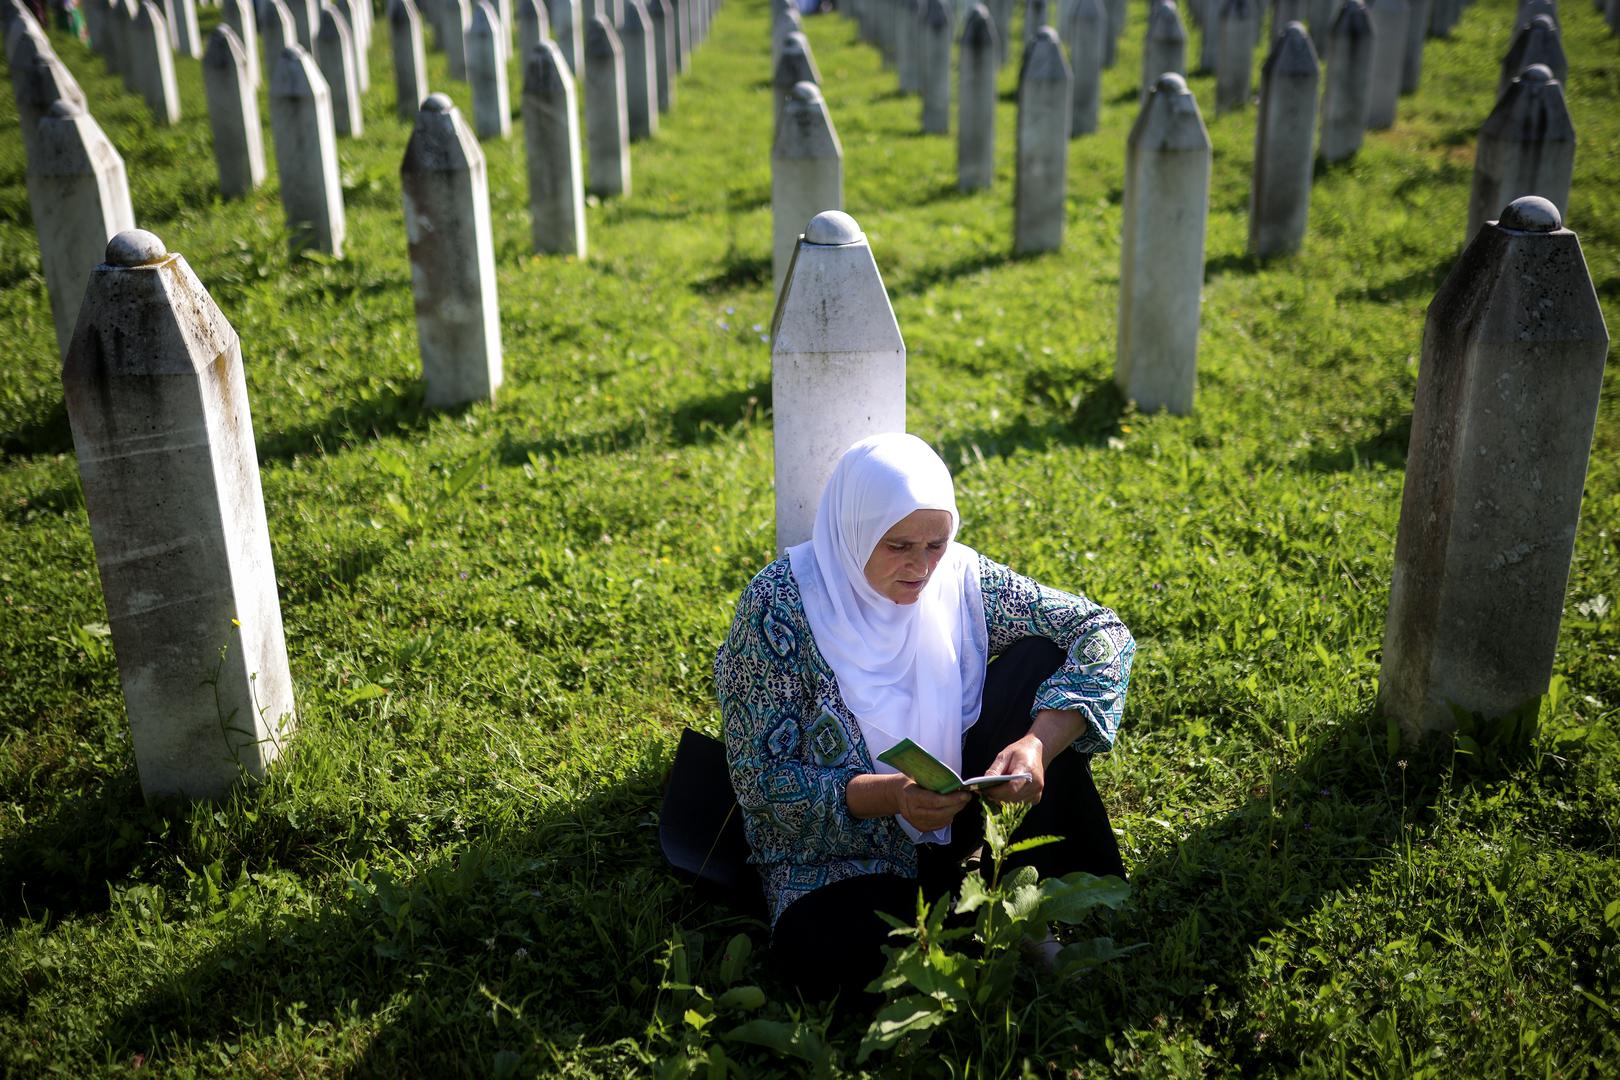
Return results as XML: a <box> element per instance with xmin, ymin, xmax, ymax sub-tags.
<box><xmin>0</xmin><ymin>396</ymin><xmax>73</xmax><ymax>459</ymax></box>
<box><xmin>1294</xmin><ymin>412</ymin><xmax>1412</xmax><ymax>473</ymax></box>
<box><xmin>892</xmin><ymin>248</ymin><xmax>1013</xmax><ymax>297</ymax></box>
<box><xmin>691</xmin><ymin>250</ymin><xmax>771</xmax><ymax>294</ymax></box>
<box><xmin>498</xmin><ymin>379</ymin><xmax>771</xmax><ymax>464</ymax></box>
<box><xmin>1337</xmin><ymin>253</ymin><xmax>1457</xmax><ymax>303</ymax></box>
<box><xmin>938</xmin><ymin>376</ymin><xmax>1128</xmax><ymax>461</ymax></box>
<box><xmin>1204</xmin><ymin>251</ymin><xmax>1267</xmax><ymax>280</ymax></box>
<box><xmin>255</xmin><ymin>385</ymin><xmax>437</xmax><ymax>463</ymax></box>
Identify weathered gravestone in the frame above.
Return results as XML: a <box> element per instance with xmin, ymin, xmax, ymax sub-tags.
<box><xmin>288</xmin><ymin>0</ymin><xmax>318</xmax><ymax>49</ymax></box>
<box><xmin>1399</xmin><ymin>0</ymin><xmax>1428</xmax><ymax>93</ymax></box>
<box><xmin>1104</xmin><ymin>0</ymin><xmax>1125</xmax><ymax>65</ymax></box>
<box><xmin>1142</xmin><ymin>0</ymin><xmax>1187</xmax><ymax>101</ymax></box>
<box><xmin>1466</xmin><ymin>64</ymin><xmax>1573</xmax><ymax>241</ymax></box>
<box><xmin>400</xmin><ymin>93</ymin><xmax>504</xmax><ymax>408</ymax></box>
<box><xmin>989</xmin><ymin>0</ymin><xmax>1013</xmax><ymax>64</ymax></box>
<box><xmin>63</xmin><ymin>228</ymin><xmax>297</xmax><ymax>801</ymax></box>
<box><xmin>773</xmin><ymin>30</ymin><xmax>820</xmax><ymax>138</ymax></box>
<box><xmin>165</xmin><ymin>0</ymin><xmax>201</xmax><ymax>58</ymax></box>
<box><xmin>773</xmin><ymin>80</ymin><xmax>843</xmax><ymax>299</ymax></box>
<box><xmin>550</xmin><ymin>0</ymin><xmax>581</xmax><ymax>74</ymax></box>
<box><xmin>1014</xmin><ymin>27</ymin><xmax>1071</xmax><ymax>254</ymax></box>
<box><xmin>958</xmin><ymin>3</ymin><xmax>997</xmax><ymax>191</ymax></box>
<box><xmin>771</xmin><ymin>210</ymin><xmax>906</xmax><ymax>551</ymax></box>
<box><xmin>1270</xmin><ymin>0</ymin><xmax>1307</xmax><ymax>38</ymax></box>
<box><xmin>1249</xmin><ymin>22</ymin><xmax>1317</xmax><ymax>255</ymax></box>
<box><xmin>1024</xmin><ymin>0</ymin><xmax>1048</xmax><ymax>47</ymax></box>
<box><xmin>445</xmin><ymin>0</ymin><xmax>470</xmax><ymax>79</ymax></box>
<box><xmin>1116</xmin><ymin>72</ymin><xmax>1209</xmax><ymax>415</ymax></box>
<box><xmin>1065</xmin><ymin>0</ymin><xmax>1105</xmax><ymax>135</ymax></box>
<box><xmin>517</xmin><ymin>0</ymin><xmax>549</xmax><ymax>61</ymax></box>
<box><xmin>523</xmin><ymin>39</ymin><xmax>586</xmax><ymax>257</ymax></box>
<box><xmin>220</xmin><ymin>0</ymin><xmax>260</xmax><ymax>86</ymax></box>
<box><xmin>584</xmin><ymin>15</ymin><xmax>630</xmax><ymax>196</ymax></box>
<box><xmin>10</xmin><ymin>35</ymin><xmax>88</xmax><ymax>165</ymax></box>
<box><xmin>920</xmin><ymin>0</ymin><xmax>952</xmax><ymax>134</ymax></box>
<box><xmin>1517</xmin><ymin>0</ymin><xmax>1556</xmax><ymax>28</ymax></box>
<box><xmin>317</xmin><ymin>3</ymin><xmax>363</xmax><ymax>137</ymax></box>
<box><xmin>1380</xmin><ymin>196</ymin><xmax>1609</xmax><ymax>742</ymax></box>
<box><xmin>670</xmin><ymin>0</ymin><xmax>689</xmax><ymax>74</ymax></box>
<box><xmin>647</xmin><ymin>0</ymin><xmax>675</xmax><ymax>112</ymax></box>
<box><xmin>1317</xmin><ymin>0</ymin><xmax>1371</xmax><ymax>161</ymax></box>
<box><xmin>331</xmin><ymin>0</ymin><xmax>370</xmax><ymax>92</ymax></box>
<box><xmin>1498</xmin><ymin>14</ymin><xmax>1564</xmax><ymax>99</ymax></box>
<box><xmin>896</xmin><ymin>0</ymin><xmax>919</xmax><ymax>94</ymax></box>
<box><xmin>203</xmin><ymin>27</ymin><xmax>267</xmax><ymax>198</ymax></box>
<box><xmin>467</xmin><ymin>0</ymin><xmax>512</xmax><ymax>138</ymax></box>
<box><xmin>261</xmin><ymin>0</ymin><xmax>297</xmax><ymax>60</ymax></box>
<box><xmin>1363</xmin><ymin>0</ymin><xmax>1406</xmax><ymax>129</ymax></box>
<box><xmin>1215</xmin><ymin>0</ymin><xmax>1258</xmax><ymax>112</ymax></box>
<box><xmin>389</xmin><ymin>0</ymin><xmax>430</xmax><ymax>119</ymax></box>
<box><xmin>133</xmin><ymin>2</ymin><xmax>182</xmax><ymax>125</ymax></box>
<box><xmin>770</xmin><ymin>0</ymin><xmax>799</xmax><ymax>72</ymax></box>
<box><xmin>26</xmin><ymin>100</ymin><xmax>136</xmax><ymax>358</ymax></box>
<box><xmin>621</xmin><ymin>0</ymin><xmax>658</xmax><ymax>139</ymax></box>
<box><xmin>269</xmin><ymin>46</ymin><xmax>346</xmax><ymax>256</ymax></box>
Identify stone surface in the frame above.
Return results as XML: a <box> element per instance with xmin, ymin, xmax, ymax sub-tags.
<box><xmin>1363</xmin><ymin>0</ymin><xmax>1406</xmax><ymax>129</ymax></box>
<box><xmin>896</xmin><ymin>0</ymin><xmax>919</xmax><ymax>94</ymax></box>
<box><xmin>1498</xmin><ymin>14</ymin><xmax>1565</xmax><ymax>100</ymax></box>
<box><xmin>1399</xmin><ymin>0</ymin><xmax>1428</xmax><ymax>92</ymax></box>
<box><xmin>1064</xmin><ymin>0</ymin><xmax>1105</xmax><ymax>135</ymax></box>
<box><xmin>1317</xmin><ymin>0</ymin><xmax>1371</xmax><ymax>162</ymax></box>
<box><xmin>260</xmin><ymin>0</ymin><xmax>297</xmax><ymax>61</ymax></box>
<box><xmin>773</xmin><ymin>80</ymin><xmax>843</xmax><ymax>299</ymax></box>
<box><xmin>331</xmin><ymin>0</ymin><xmax>369</xmax><ymax>92</ymax></box>
<box><xmin>1142</xmin><ymin>0</ymin><xmax>1186</xmax><ymax>100</ymax></box>
<box><xmin>583</xmin><ymin>15</ymin><xmax>629</xmax><ymax>196</ymax></box>
<box><xmin>522</xmin><ymin>39</ymin><xmax>586</xmax><ymax>257</ymax></box>
<box><xmin>620</xmin><ymin>0</ymin><xmax>658</xmax><ymax>140</ymax></box>
<box><xmin>445</xmin><ymin>0</ymin><xmax>469</xmax><ymax>79</ymax></box>
<box><xmin>670</xmin><ymin>0</ymin><xmax>689</xmax><ymax>74</ymax></box>
<box><xmin>919</xmin><ymin>0</ymin><xmax>953</xmax><ymax>134</ymax></box>
<box><xmin>288</xmin><ymin>0</ymin><xmax>318</xmax><ymax>49</ymax></box>
<box><xmin>165</xmin><ymin>0</ymin><xmax>201</xmax><ymax>57</ymax></box>
<box><xmin>389</xmin><ymin>0</ymin><xmax>430</xmax><ymax>119</ymax></box>
<box><xmin>1104</xmin><ymin>0</ymin><xmax>1125</xmax><ymax>65</ymax></box>
<box><xmin>1249</xmin><ymin>22</ymin><xmax>1318</xmax><ymax>255</ymax></box>
<box><xmin>316</xmin><ymin>4</ymin><xmax>363</xmax><ymax>136</ymax></box>
<box><xmin>26</xmin><ymin>101</ymin><xmax>137</xmax><ymax>358</ymax></box>
<box><xmin>133</xmin><ymin>2</ymin><xmax>181</xmax><ymax>125</ymax></box>
<box><xmin>1116</xmin><ymin>72</ymin><xmax>1210</xmax><ymax>415</ymax></box>
<box><xmin>549</xmin><ymin>0</ymin><xmax>580</xmax><ymax>74</ymax></box>
<box><xmin>203</xmin><ymin>27</ymin><xmax>267</xmax><ymax>198</ymax></box>
<box><xmin>1270</xmin><ymin>0</ymin><xmax>1307</xmax><ymax>38</ymax></box>
<box><xmin>1023</xmin><ymin>0</ymin><xmax>1048</xmax><ymax>47</ymax></box>
<box><xmin>1215</xmin><ymin>0</ymin><xmax>1258</xmax><ymax>112</ymax></box>
<box><xmin>220</xmin><ymin>0</ymin><xmax>259</xmax><ymax>86</ymax></box>
<box><xmin>268</xmin><ymin>45</ymin><xmax>345</xmax><ymax>255</ymax></box>
<box><xmin>773</xmin><ymin>30</ymin><xmax>819</xmax><ymax>137</ymax></box>
<box><xmin>1466</xmin><ymin>64</ymin><xmax>1574</xmax><ymax>241</ymax></box>
<box><xmin>10</xmin><ymin>36</ymin><xmax>88</xmax><ymax>165</ymax></box>
<box><xmin>958</xmin><ymin>3</ymin><xmax>997</xmax><ymax>190</ymax></box>
<box><xmin>1014</xmin><ymin>27</ymin><xmax>1071</xmax><ymax>253</ymax></box>
<box><xmin>62</xmin><ymin>230</ymin><xmax>297</xmax><ymax>801</ymax></box>
<box><xmin>770</xmin><ymin>210</ymin><xmax>906</xmax><ymax>551</ymax></box>
<box><xmin>770</xmin><ymin>1</ymin><xmax>799</xmax><ymax>72</ymax></box>
<box><xmin>517</xmin><ymin>0</ymin><xmax>549</xmax><ymax>60</ymax></box>
<box><xmin>1380</xmin><ymin>197</ymin><xmax>1609</xmax><ymax>741</ymax></box>
<box><xmin>990</xmin><ymin>0</ymin><xmax>1013</xmax><ymax>64</ymax></box>
<box><xmin>466</xmin><ymin>0</ymin><xmax>512</xmax><ymax>137</ymax></box>
<box><xmin>400</xmin><ymin>94</ymin><xmax>504</xmax><ymax>408</ymax></box>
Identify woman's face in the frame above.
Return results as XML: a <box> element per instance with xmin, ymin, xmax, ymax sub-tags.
<box><xmin>863</xmin><ymin>509</ymin><xmax>953</xmax><ymax>605</ymax></box>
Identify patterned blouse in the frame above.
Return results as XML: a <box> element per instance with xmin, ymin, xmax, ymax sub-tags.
<box><xmin>714</xmin><ymin>553</ymin><xmax>1135</xmax><ymax>928</ymax></box>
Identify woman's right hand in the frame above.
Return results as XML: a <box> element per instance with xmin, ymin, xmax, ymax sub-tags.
<box><xmin>895</xmin><ymin>780</ymin><xmax>972</xmax><ymax>832</ymax></box>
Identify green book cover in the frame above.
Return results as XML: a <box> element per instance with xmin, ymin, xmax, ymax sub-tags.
<box><xmin>877</xmin><ymin>738</ymin><xmax>965</xmax><ymax>794</ymax></box>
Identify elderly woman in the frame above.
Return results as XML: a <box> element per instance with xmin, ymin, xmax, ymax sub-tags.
<box><xmin>714</xmin><ymin>433</ymin><xmax>1135</xmax><ymax>1001</ymax></box>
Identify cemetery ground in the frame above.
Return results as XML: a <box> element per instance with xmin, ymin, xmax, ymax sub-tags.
<box><xmin>2</xmin><ymin>0</ymin><xmax>1619</xmax><ymax>1074</ymax></box>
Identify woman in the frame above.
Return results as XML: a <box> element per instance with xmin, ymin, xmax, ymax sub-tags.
<box><xmin>714</xmin><ymin>433</ymin><xmax>1135</xmax><ymax>1001</ymax></box>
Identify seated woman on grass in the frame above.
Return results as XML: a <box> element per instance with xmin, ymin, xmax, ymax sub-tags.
<box><xmin>714</xmin><ymin>433</ymin><xmax>1134</xmax><ymax>1002</ymax></box>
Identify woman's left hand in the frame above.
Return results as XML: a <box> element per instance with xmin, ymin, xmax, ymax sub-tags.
<box><xmin>981</xmin><ymin>734</ymin><xmax>1046</xmax><ymax>805</ymax></box>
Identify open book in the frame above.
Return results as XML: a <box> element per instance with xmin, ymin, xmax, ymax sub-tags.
<box><xmin>877</xmin><ymin>738</ymin><xmax>1033</xmax><ymax>795</ymax></box>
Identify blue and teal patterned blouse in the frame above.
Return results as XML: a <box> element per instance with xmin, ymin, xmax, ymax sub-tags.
<box><xmin>714</xmin><ymin>552</ymin><xmax>1135</xmax><ymax>928</ymax></box>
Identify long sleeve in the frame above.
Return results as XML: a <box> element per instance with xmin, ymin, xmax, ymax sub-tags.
<box><xmin>978</xmin><ymin>555</ymin><xmax>1135</xmax><ymax>755</ymax></box>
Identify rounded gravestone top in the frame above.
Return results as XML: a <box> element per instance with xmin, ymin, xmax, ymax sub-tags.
<box><xmin>1529</xmin><ymin>13</ymin><xmax>1556</xmax><ymax>28</ymax></box>
<box><xmin>1033</xmin><ymin>24</ymin><xmax>1060</xmax><ymax>43</ymax></box>
<box><xmin>804</xmin><ymin>210</ymin><xmax>863</xmax><ymax>246</ymax></box>
<box><xmin>106</xmin><ymin>229</ymin><xmax>168</xmax><ymax>267</ymax></box>
<box><xmin>1498</xmin><ymin>195</ymin><xmax>1561</xmax><ymax>233</ymax></box>
<box><xmin>1155</xmin><ymin>71</ymin><xmax>1190</xmax><ymax>95</ymax></box>
<box><xmin>789</xmin><ymin>80</ymin><xmax>822</xmax><ymax>104</ymax></box>
<box><xmin>1518</xmin><ymin>63</ymin><xmax>1553</xmax><ymax>84</ymax></box>
<box><xmin>45</xmin><ymin>98</ymin><xmax>83</xmax><ymax>119</ymax></box>
<box><xmin>423</xmin><ymin>91</ymin><xmax>453</xmax><ymax>112</ymax></box>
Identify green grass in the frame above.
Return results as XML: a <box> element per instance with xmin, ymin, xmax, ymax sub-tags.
<box><xmin>2</xmin><ymin>0</ymin><xmax>1618</xmax><ymax>1073</ymax></box>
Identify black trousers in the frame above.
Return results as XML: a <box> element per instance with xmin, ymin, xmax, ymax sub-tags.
<box><xmin>771</xmin><ymin>638</ymin><xmax>1126</xmax><ymax>1003</ymax></box>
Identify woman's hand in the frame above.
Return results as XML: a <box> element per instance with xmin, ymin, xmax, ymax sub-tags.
<box><xmin>981</xmin><ymin>734</ymin><xmax>1047</xmax><ymax>804</ymax></box>
<box><xmin>848</xmin><ymin>772</ymin><xmax>971</xmax><ymax>831</ymax></box>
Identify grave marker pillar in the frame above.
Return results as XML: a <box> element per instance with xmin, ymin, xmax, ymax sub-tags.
<box><xmin>1248</xmin><ymin>22</ymin><xmax>1317</xmax><ymax>255</ymax></box>
<box><xmin>268</xmin><ymin>45</ymin><xmax>346</xmax><ymax>255</ymax></box>
<box><xmin>203</xmin><ymin>27</ymin><xmax>267</xmax><ymax>197</ymax></box>
<box><xmin>1013</xmin><ymin>26</ymin><xmax>1071</xmax><ymax>253</ymax></box>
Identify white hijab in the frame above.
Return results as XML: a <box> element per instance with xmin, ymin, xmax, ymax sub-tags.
<box><xmin>786</xmin><ymin>434</ymin><xmax>989</xmax><ymax>844</ymax></box>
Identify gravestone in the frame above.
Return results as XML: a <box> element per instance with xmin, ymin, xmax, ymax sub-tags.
<box><xmin>550</xmin><ymin>0</ymin><xmax>580</xmax><ymax>74</ymax></box>
<box><xmin>523</xmin><ymin>39</ymin><xmax>586</xmax><ymax>257</ymax></box>
<box><xmin>1116</xmin><ymin>72</ymin><xmax>1209</xmax><ymax>415</ymax></box>
<box><xmin>1024</xmin><ymin>0</ymin><xmax>1048</xmax><ymax>47</ymax></box>
<box><xmin>11</xmin><ymin>38</ymin><xmax>87</xmax><ymax>165</ymax></box>
<box><xmin>203</xmin><ymin>27</ymin><xmax>267</xmax><ymax>197</ymax></box>
<box><xmin>1317</xmin><ymin>0</ymin><xmax>1371</xmax><ymax>162</ymax></box>
<box><xmin>268</xmin><ymin>46</ymin><xmax>345</xmax><ymax>255</ymax></box>
<box><xmin>1270</xmin><ymin>0</ymin><xmax>1306</xmax><ymax>37</ymax></box>
<box><xmin>1380</xmin><ymin>197</ymin><xmax>1608</xmax><ymax>741</ymax></box>
<box><xmin>1363</xmin><ymin>0</ymin><xmax>1406</xmax><ymax>129</ymax></box>
<box><xmin>220</xmin><ymin>0</ymin><xmax>259</xmax><ymax>86</ymax></box>
<box><xmin>671</xmin><ymin>0</ymin><xmax>689</xmax><ymax>74</ymax></box>
<box><xmin>518</xmin><ymin>0</ymin><xmax>549</xmax><ymax>63</ymax></box>
<box><xmin>989</xmin><ymin>0</ymin><xmax>1013</xmax><ymax>64</ymax></box>
<box><xmin>621</xmin><ymin>0</ymin><xmax>658</xmax><ymax>139</ymax></box>
<box><xmin>920</xmin><ymin>0</ymin><xmax>953</xmax><ymax>134</ymax></box>
<box><xmin>1142</xmin><ymin>0</ymin><xmax>1187</xmax><ymax>100</ymax></box>
<box><xmin>26</xmin><ymin>100</ymin><xmax>136</xmax><ymax>358</ymax></box>
<box><xmin>389</xmin><ymin>0</ymin><xmax>429</xmax><ymax>119</ymax></box>
<box><xmin>1215</xmin><ymin>0</ymin><xmax>1258</xmax><ymax>112</ymax></box>
<box><xmin>165</xmin><ymin>0</ymin><xmax>200</xmax><ymax>57</ymax></box>
<box><xmin>497</xmin><ymin>0</ymin><xmax>512</xmax><ymax>59</ymax></box>
<box><xmin>1014</xmin><ymin>27</ymin><xmax>1072</xmax><ymax>254</ymax></box>
<box><xmin>1248</xmin><ymin>23</ymin><xmax>1317</xmax><ymax>255</ymax></box>
<box><xmin>316</xmin><ymin>4</ymin><xmax>363</xmax><ymax>137</ymax></box>
<box><xmin>331</xmin><ymin>0</ymin><xmax>369</xmax><ymax>92</ymax></box>
<box><xmin>896</xmin><ymin>0</ymin><xmax>919</xmax><ymax>94</ymax></box>
<box><xmin>118</xmin><ymin>0</ymin><xmax>142</xmax><ymax>92</ymax></box>
<box><xmin>1198</xmin><ymin>0</ymin><xmax>1217</xmax><ymax>72</ymax></box>
<box><xmin>1105</xmin><ymin>0</ymin><xmax>1125</xmax><ymax>65</ymax></box>
<box><xmin>771</xmin><ymin>211</ymin><xmax>906</xmax><ymax>552</ymax></box>
<box><xmin>261</xmin><ymin>0</ymin><xmax>297</xmax><ymax>61</ymax></box>
<box><xmin>1065</xmin><ymin>0</ymin><xmax>1105</xmax><ymax>135</ymax></box>
<box><xmin>773</xmin><ymin>80</ymin><xmax>843</xmax><ymax>299</ymax></box>
<box><xmin>133</xmin><ymin>3</ymin><xmax>181</xmax><ymax>125</ymax></box>
<box><xmin>583</xmin><ymin>15</ymin><xmax>629</xmax><ymax>196</ymax></box>
<box><xmin>1466</xmin><ymin>64</ymin><xmax>1573</xmax><ymax>241</ymax></box>
<box><xmin>773</xmin><ymin>31</ymin><xmax>820</xmax><ymax>141</ymax></box>
<box><xmin>288</xmin><ymin>0</ymin><xmax>317</xmax><ymax>48</ymax></box>
<box><xmin>445</xmin><ymin>0</ymin><xmax>469</xmax><ymax>79</ymax></box>
<box><xmin>770</xmin><ymin>1</ymin><xmax>799</xmax><ymax>71</ymax></box>
<box><xmin>467</xmin><ymin>1</ymin><xmax>512</xmax><ymax>137</ymax></box>
<box><xmin>958</xmin><ymin>3</ymin><xmax>997</xmax><ymax>190</ymax></box>
<box><xmin>401</xmin><ymin>94</ymin><xmax>504</xmax><ymax>408</ymax></box>
<box><xmin>63</xmin><ymin>228</ymin><xmax>298</xmax><ymax>801</ymax></box>
<box><xmin>1399</xmin><ymin>0</ymin><xmax>1428</xmax><ymax>93</ymax></box>
<box><xmin>1517</xmin><ymin>0</ymin><xmax>1556</xmax><ymax>27</ymax></box>
<box><xmin>1498</xmin><ymin>14</ymin><xmax>1564</xmax><ymax>99</ymax></box>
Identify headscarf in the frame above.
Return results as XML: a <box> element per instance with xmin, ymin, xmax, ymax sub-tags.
<box><xmin>786</xmin><ymin>434</ymin><xmax>989</xmax><ymax>843</ymax></box>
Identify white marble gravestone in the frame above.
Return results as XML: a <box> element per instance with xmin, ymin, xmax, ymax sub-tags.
<box><xmin>620</xmin><ymin>0</ymin><xmax>658</xmax><ymax>139</ymax></box>
<box><xmin>1013</xmin><ymin>27</ymin><xmax>1072</xmax><ymax>254</ymax></box>
<box><xmin>919</xmin><ymin>0</ymin><xmax>953</xmax><ymax>134</ymax></box>
<box><xmin>772</xmin><ymin>80</ymin><xmax>843</xmax><ymax>300</ymax></box>
<box><xmin>133</xmin><ymin>2</ymin><xmax>181</xmax><ymax>124</ymax></box>
<box><xmin>1249</xmin><ymin>23</ymin><xmax>1318</xmax><ymax>255</ymax></box>
<box><xmin>220</xmin><ymin>0</ymin><xmax>260</xmax><ymax>86</ymax></box>
<box><xmin>316</xmin><ymin>3</ymin><xmax>363</xmax><ymax>136</ymax></box>
<box><xmin>1142</xmin><ymin>0</ymin><xmax>1187</xmax><ymax>100</ymax></box>
<box><xmin>389</xmin><ymin>0</ymin><xmax>430</xmax><ymax>119</ymax></box>
<box><xmin>1498</xmin><ymin>14</ymin><xmax>1564</xmax><ymax>100</ymax></box>
<box><xmin>958</xmin><ymin>3</ymin><xmax>998</xmax><ymax>190</ymax></box>
<box><xmin>523</xmin><ymin>39</ymin><xmax>586</xmax><ymax>257</ymax></box>
<box><xmin>1317</xmin><ymin>0</ymin><xmax>1371</xmax><ymax>162</ymax></box>
<box><xmin>583</xmin><ymin>15</ymin><xmax>629</xmax><ymax>196</ymax></box>
<box><xmin>467</xmin><ymin>0</ymin><xmax>512</xmax><ymax>137</ymax></box>
<box><xmin>203</xmin><ymin>27</ymin><xmax>267</xmax><ymax>197</ymax></box>
<box><xmin>1215</xmin><ymin>0</ymin><xmax>1258</xmax><ymax>112</ymax></box>
<box><xmin>269</xmin><ymin>45</ymin><xmax>346</xmax><ymax>255</ymax></box>
<box><xmin>1466</xmin><ymin>64</ymin><xmax>1574</xmax><ymax>241</ymax></box>
<box><xmin>1363</xmin><ymin>0</ymin><xmax>1406</xmax><ymax>129</ymax></box>
<box><xmin>1065</xmin><ymin>0</ymin><xmax>1105</xmax><ymax>135</ymax></box>
<box><xmin>549</xmin><ymin>0</ymin><xmax>581</xmax><ymax>74</ymax></box>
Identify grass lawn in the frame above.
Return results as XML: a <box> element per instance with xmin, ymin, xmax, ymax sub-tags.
<box><xmin>1</xmin><ymin>0</ymin><xmax>1618</xmax><ymax>1073</ymax></box>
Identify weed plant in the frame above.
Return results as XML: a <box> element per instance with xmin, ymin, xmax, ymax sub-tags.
<box><xmin>1</xmin><ymin>0</ymin><xmax>1618</xmax><ymax>1074</ymax></box>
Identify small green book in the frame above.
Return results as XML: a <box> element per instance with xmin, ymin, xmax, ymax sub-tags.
<box><xmin>877</xmin><ymin>739</ymin><xmax>1032</xmax><ymax>795</ymax></box>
